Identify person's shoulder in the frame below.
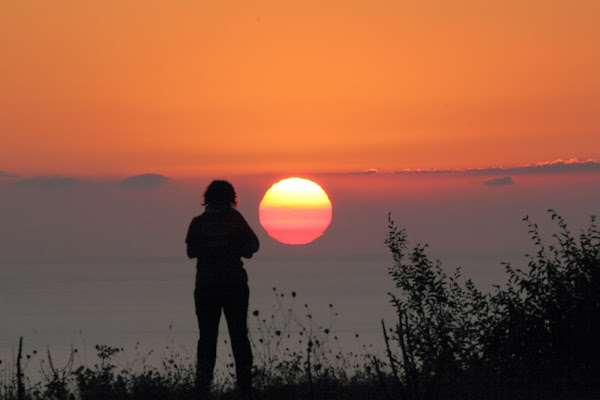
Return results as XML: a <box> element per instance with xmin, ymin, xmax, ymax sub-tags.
<box><xmin>228</xmin><ymin>208</ymin><xmax>248</xmax><ymax>221</ymax></box>
<box><xmin>189</xmin><ymin>214</ymin><xmax>206</xmax><ymax>224</ymax></box>
<box><xmin>229</xmin><ymin>208</ymin><xmax>243</xmax><ymax>216</ymax></box>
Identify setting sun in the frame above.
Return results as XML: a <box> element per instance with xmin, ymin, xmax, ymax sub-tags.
<box><xmin>259</xmin><ymin>178</ymin><xmax>332</xmax><ymax>245</ymax></box>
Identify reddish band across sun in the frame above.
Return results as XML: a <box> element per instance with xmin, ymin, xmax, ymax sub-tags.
<box><xmin>259</xmin><ymin>178</ymin><xmax>332</xmax><ymax>245</ymax></box>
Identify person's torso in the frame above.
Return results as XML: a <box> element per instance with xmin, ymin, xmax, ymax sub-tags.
<box><xmin>191</xmin><ymin>208</ymin><xmax>249</xmax><ymax>286</ymax></box>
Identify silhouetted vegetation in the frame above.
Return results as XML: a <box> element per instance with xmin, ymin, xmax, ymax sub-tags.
<box><xmin>382</xmin><ymin>209</ymin><xmax>600</xmax><ymax>399</ymax></box>
<box><xmin>1</xmin><ymin>292</ymin><xmax>382</xmax><ymax>400</ymax></box>
<box><xmin>2</xmin><ymin>210</ymin><xmax>599</xmax><ymax>399</ymax></box>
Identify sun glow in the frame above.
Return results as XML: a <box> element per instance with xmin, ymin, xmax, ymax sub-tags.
<box><xmin>259</xmin><ymin>178</ymin><xmax>332</xmax><ymax>245</ymax></box>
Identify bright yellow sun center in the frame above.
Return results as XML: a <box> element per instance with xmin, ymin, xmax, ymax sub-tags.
<box><xmin>259</xmin><ymin>178</ymin><xmax>332</xmax><ymax>245</ymax></box>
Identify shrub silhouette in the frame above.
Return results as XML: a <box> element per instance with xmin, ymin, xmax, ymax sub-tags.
<box><xmin>384</xmin><ymin>210</ymin><xmax>600</xmax><ymax>399</ymax></box>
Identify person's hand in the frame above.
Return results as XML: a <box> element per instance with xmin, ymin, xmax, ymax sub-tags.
<box><xmin>240</xmin><ymin>244</ymin><xmax>255</xmax><ymax>258</ymax></box>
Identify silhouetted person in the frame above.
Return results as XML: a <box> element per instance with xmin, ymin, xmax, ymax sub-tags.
<box><xmin>186</xmin><ymin>180</ymin><xmax>259</xmax><ymax>400</ymax></box>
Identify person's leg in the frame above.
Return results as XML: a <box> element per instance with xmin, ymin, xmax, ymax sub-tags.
<box><xmin>194</xmin><ymin>287</ymin><xmax>222</xmax><ymax>397</ymax></box>
<box><xmin>223</xmin><ymin>283</ymin><xmax>253</xmax><ymax>398</ymax></box>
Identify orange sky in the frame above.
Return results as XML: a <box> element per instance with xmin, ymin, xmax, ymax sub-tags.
<box><xmin>1</xmin><ymin>0</ymin><xmax>599</xmax><ymax>177</ymax></box>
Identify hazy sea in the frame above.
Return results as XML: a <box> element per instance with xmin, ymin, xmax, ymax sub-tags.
<box><xmin>0</xmin><ymin>252</ymin><xmax>521</xmax><ymax>376</ymax></box>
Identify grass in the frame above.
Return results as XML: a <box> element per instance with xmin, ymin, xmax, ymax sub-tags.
<box><xmin>1</xmin><ymin>289</ymin><xmax>388</xmax><ymax>400</ymax></box>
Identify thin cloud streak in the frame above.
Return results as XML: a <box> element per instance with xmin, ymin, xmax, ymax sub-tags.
<box><xmin>318</xmin><ymin>168</ymin><xmax>380</xmax><ymax>176</ymax></box>
<box><xmin>13</xmin><ymin>176</ymin><xmax>80</xmax><ymax>188</ymax></box>
<box><xmin>0</xmin><ymin>171</ymin><xmax>19</xmax><ymax>178</ymax></box>
<box><xmin>395</xmin><ymin>159</ymin><xmax>600</xmax><ymax>176</ymax></box>
<box><xmin>348</xmin><ymin>168</ymin><xmax>379</xmax><ymax>175</ymax></box>
<box><xmin>483</xmin><ymin>176</ymin><xmax>515</xmax><ymax>187</ymax></box>
<box><xmin>119</xmin><ymin>173</ymin><xmax>169</xmax><ymax>189</ymax></box>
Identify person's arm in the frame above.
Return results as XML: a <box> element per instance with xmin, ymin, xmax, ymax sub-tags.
<box><xmin>185</xmin><ymin>218</ymin><xmax>202</xmax><ymax>259</ymax></box>
<box><xmin>238</xmin><ymin>215</ymin><xmax>259</xmax><ymax>259</ymax></box>
<box><xmin>187</xmin><ymin>244</ymin><xmax>200</xmax><ymax>259</ymax></box>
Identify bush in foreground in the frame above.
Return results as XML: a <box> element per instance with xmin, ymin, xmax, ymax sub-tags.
<box><xmin>383</xmin><ymin>210</ymin><xmax>600</xmax><ymax>399</ymax></box>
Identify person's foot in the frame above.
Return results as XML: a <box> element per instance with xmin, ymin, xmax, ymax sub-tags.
<box><xmin>196</xmin><ymin>386</ymin><xmax>213</xmax><ymax>400</ymax></box>
<box><xmin>237</xmin><ymin>387</ymin><xmax>252</xmax><ymax>400</ymax></box>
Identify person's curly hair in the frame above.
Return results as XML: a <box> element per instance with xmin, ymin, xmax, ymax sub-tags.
<box><xmin>203</xmin><ymin>180</ymin><xmax>237</xmax><ymax>207</ymax></box>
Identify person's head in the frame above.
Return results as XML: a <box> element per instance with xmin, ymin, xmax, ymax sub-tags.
<box><xmin>203</xmin><ymin>180</ymin><xmax>237</xmax><ymax>208</ymax></box>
